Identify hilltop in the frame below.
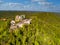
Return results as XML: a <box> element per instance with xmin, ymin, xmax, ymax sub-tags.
<box><xmin>0</xmin><ymin>11</ymin><xmax>60</xmax><ymax>45</ymax></box>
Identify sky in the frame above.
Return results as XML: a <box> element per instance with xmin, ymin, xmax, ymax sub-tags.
<box><xmin>0</xmin><ymin>0</ymin><xmax>60</xmax><ymax>12</ymax></box>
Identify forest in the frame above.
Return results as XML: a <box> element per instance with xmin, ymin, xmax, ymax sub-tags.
<box><xmin>0</xmin><ymin>11</ymin><xmax>60</xmax><ymax>45</ymax></box>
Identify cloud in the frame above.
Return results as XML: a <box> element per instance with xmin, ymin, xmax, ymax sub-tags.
<box><xmin>48</xmin><ymin>5</ymin><xmax>60</xmax><ymax>12</ymax></box>
<box><xmin>31</xmin><ymin>0</ymin><xmax>46</xmax><ymax>2</ymax></box>
<box><xmin>0</xmin><ymin>3</ymin><xmax>23</xmax><ymax>10</ymax></box>
<box><xmin>31</xmin><ymin>0</ymin><xmax>52</xmax><ymax>5</ymax></box>
<box><xmin>31</xmin><ymin>0</ymin><xmax>60</xmax><ymax>12</ymax></box>
<box><xmin>0</xmin><ymin>2</ymin><xmax>39</xmax><ymax>11</ymax></box>
<box><xmin>38</xmin><ymin>2</ymin><xmax>51</xmax><ymax>5</ymax></box>
<box><xmin>0</xmin><ymin>0</ymin><xmax>60</xmax><ymax>12</ymax></box>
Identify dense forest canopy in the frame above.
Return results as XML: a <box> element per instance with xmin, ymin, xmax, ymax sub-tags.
<box><xmin>0</xmin><ymin>11</ymin><xmax>60</xmax><ymax>45</ymax></box>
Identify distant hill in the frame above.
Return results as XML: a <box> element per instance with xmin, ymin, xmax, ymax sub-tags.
<box><xmin>0</xmin><ymin>11</ymin><xmax>60</xmax><ymax>18</ymax></box>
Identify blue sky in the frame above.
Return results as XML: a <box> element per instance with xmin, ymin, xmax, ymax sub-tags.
<box><xmin>0</xmin><ymin>0</ymin><xmax>60</xmax><ymax>12</ymax></box>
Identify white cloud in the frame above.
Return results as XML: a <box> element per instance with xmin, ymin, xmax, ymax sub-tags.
<box><xmin>38</xmin><ymin>2</ymin><xmax>51</xmax><ymax>5</ymax></box>
<box><xmin>48</xmin><ymin>5</ymin><xmax>60</xmax><ymax>12</ymax></box>
<box><xmin>32</xmin><ymin>0</ymin><xmax>59</xmax><ymax>12</ymax></box>
<box><xmin>31</xmin><ymin>0</ymin><xmax>46</xmax><ymax>2</ymax></box>
<box><xmin>0</xmin><ymin>0</ymin><xmax>53</xmax><ymax>11</ymax></box>
<box><xmin>0</xmin><ymin>2</ymin><xmax>23</xmax><ymax>10</ymax></box>
<box><xmin>8</xmin><ymin>3</ymin><xmax>23</xmax><ymax>6</ymax></box>
<box><xmin>0</xmin><ymin>2</ymin><xmax>39</xmax><ymax>11</ymax></box>
<box><xmin>0</xmin><ymin>0</ymin><xmax>60</xmax><ymax>12</ymax></box>
<box><xmin>31</xmin><ymin>0</ymin><xmax>52</xmax><ymax>6</ymax></box>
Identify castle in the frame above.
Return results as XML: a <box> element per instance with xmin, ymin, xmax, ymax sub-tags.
<box><xmin>10</xmin><ymin>15</ymin><xmax>32</xmax><ymax>30</ymax></box>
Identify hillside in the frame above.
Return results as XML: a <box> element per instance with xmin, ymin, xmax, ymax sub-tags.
<box><xmin>0</xmin><ymin>11</ymin><xmax>60</xmax><ymax>45</ymax></box>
